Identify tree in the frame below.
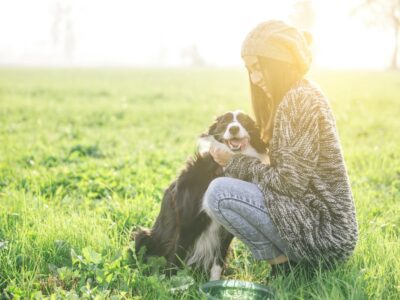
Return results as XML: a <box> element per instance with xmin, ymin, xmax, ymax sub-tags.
<box><xmin>51</xmin><ymin>0</ymin><xmax>75</xmax><ymax>62</ymax></box>
<box><xmin>180</xmin><ymin>44</ymin><xmax>206</xmax><ymax>67</ymax></box>
<box><xmin>354</xmin><ymin>0</ymin><xmax>400</xmax><ymax>70</ymax></box>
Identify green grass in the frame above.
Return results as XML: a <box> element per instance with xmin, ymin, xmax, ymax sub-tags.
<box><xmin>0</xmin><ymin>68</ymin><xmax>399</xmax><ymax>299</ymax></box>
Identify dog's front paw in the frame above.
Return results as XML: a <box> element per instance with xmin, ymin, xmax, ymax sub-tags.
<box><xmin>209</xmin><ymin>264</ymin><xmax>223</xmax><ymax>281</ymax></box>
<box><xmin>197</xmin><ymin>135</ymin><xmax>216</xmax><ymax>157</ymax></box>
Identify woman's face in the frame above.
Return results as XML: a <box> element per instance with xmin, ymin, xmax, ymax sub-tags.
<box><xmin>243</xmin><ymin>55</ymin><xmax>271</xmax><ymax>97</ymax></box>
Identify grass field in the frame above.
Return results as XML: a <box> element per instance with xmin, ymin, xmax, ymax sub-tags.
<box><xmin>0</xmin><ymin>68</ymin><xmax>399</xmax><ymax>299</ymax></box>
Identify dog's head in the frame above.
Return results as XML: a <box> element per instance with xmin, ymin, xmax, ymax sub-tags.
<box><xmin>133</xmin><ymin>228</ymin><xmax>156</xmax><ymax>260</ymax></box>
<box><xmin>199</xmin><ymin>110</ymin><xmax>268</xmax><ymax>158</ymax></box>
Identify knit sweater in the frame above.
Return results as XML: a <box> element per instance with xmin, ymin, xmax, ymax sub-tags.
<box><xmin>224</xmin><ymin>79</ymin><xmax>358</xmax><ymax>263</ymax></box>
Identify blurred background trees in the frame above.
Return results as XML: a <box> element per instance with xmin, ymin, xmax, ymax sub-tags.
<box><xmin>354</xmin><ymin>0</ymin><xmax>400</xmax><ymax>70</ymax></box>
<box><xmin>51</xmin><ymin>0</ymin><xmax>76</xmax><ymax>62</ymax></box>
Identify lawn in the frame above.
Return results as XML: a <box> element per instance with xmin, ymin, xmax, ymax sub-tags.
<box><xmin>0</xmin><ymin>68</ymin><xmax>399</xmax><ymax>299</ymax></box>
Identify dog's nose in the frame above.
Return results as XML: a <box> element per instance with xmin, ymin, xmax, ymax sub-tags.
<box><xmin>229</xmin><ymin>126</ymin><xmax>239</xmax><ymax>135</ymax></box>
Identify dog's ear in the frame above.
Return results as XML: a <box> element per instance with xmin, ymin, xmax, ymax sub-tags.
<box><xmin>206</xmin><ymin>121</ymin><xmax>218</xmax><ymax>136</ymax></box>
<box><xmin>249</xmin><ymin>129</ymin><xmax>268</xmax><ymax>153</ymax></box>
<box><xmin>200</xmin><ymin>115</ymin><xmax>222</xmax><ymax>137</ymax></box>
<box><xmin>246</xmin><ymin>118</ymin><xmax>269</xmax><ymax>153</ymax></box>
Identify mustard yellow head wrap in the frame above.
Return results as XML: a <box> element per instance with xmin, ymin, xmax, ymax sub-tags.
<box><xmin>241</xmin><ymin>20</ymin><xmax>313</xmax><ymax>74</ymax></box>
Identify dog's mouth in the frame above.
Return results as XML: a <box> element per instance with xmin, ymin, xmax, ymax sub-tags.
<box><xmin>225</xmin><ymin>137</ymin><xmax>249</xmax><ymax>152</ymax></box>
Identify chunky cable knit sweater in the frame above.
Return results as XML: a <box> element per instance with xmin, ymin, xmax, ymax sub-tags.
<box><xmin>224</xmin><ymin>79</ymin><xmax>358</xmax><ymax>263</ymax></box>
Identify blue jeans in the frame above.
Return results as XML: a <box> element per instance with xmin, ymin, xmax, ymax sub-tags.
<box><xmin>204</xmin><ymin>177</ymin><xmax>299</xmax><ymax>262</ymax></box>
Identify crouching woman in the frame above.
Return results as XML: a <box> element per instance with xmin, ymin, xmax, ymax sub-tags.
<box><xmin>204</xmin><ymin>20</ymin><xmax>358</xmax><ymax>277</ymax></box>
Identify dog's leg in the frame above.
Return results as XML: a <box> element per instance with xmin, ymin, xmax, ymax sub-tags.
<box><xmin>211</xmin><ymin>229</ymin><xmax>234</xmax><ymax>281</ymax></box>
<box><xmin>210</xmin><ymin>259</ymin><xmax>223</xmax><ymax>281</ymax></box>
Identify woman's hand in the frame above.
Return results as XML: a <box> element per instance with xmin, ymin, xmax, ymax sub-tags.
<box><xmin>209</xmin><ymin>140</ymin><xmax>235</xmax><ymax>167</ymax></box>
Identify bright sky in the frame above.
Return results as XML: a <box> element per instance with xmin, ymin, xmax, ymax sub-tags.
<box><xmin>0</xmin><ymin>0</ymin><xmax>393</xmax><ymax>69</ymax></box>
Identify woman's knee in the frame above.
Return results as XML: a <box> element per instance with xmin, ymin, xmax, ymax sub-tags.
<box><xmin>203</xmin><ymin>177</ymin><xmax>233</xmax><ymax>215</ymax></box>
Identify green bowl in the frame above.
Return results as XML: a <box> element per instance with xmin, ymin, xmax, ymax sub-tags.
<box><xmin>199</xmin><ymin>280</ymin><xmax>274</xmax><ymax>300</ymax></box>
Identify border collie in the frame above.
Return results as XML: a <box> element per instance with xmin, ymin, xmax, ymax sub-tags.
<box><xmin>133</xmin><ymin>110</ymin><xmax>268</xmax><ymax>280</ymax></box>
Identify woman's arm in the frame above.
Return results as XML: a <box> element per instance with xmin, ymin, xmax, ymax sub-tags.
<box><xmin>224</xmin><ymin>95</ymin><xmax>320</xmax><ymax>198</ymax></box>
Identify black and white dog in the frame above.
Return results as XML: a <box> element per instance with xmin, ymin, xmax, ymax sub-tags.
<box><xmin>133</xmin><ymin>110</ymin><xmax>268</xmax><ymax>280</ymax></box>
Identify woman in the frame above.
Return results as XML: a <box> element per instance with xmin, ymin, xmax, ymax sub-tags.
<box><xmin>204</xmin><ymin>20</ymin><xmax>358</xmax><ymax>277</ymax></box>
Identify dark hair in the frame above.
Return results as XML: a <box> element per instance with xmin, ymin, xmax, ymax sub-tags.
<box><xmin>249</xmin><ymin>56</ymin><xmax>303</xmax><ymax>143</ymax></box>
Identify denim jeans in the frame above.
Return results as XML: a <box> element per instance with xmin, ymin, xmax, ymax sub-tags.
<box><xmin>204</xmin><ymin>177</ymin><xmax>299</xmax><ymax>262</ymax></box>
